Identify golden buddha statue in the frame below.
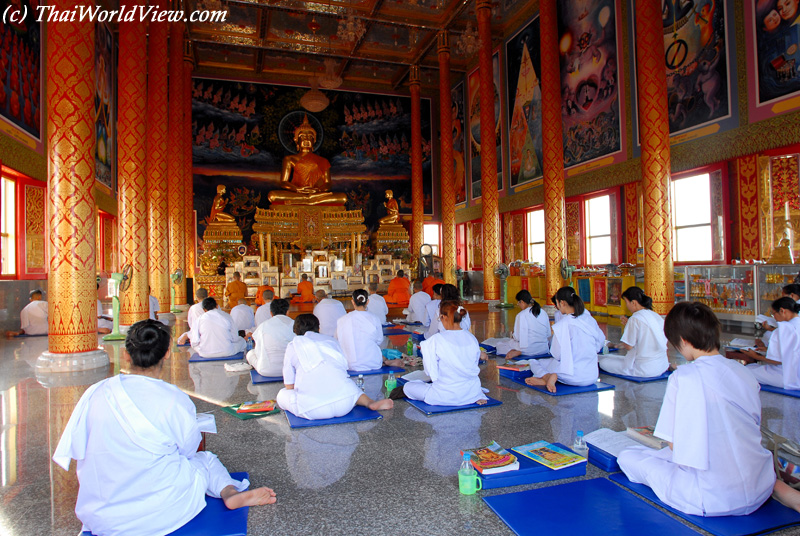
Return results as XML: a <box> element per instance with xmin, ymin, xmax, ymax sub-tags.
<box><xmin>378</xmin><ymin>189</ymin><xmax>399</xmax><ymax>225</ymax></box>
<box><xmin>208</xmin><ymin>185</ymin><xmax>236</xmax><ymax>223</ymax></box>
<box><xmin>267</xmin><ymin>115</ymin><xmax>347</xmax><ymax>206</ymax></box>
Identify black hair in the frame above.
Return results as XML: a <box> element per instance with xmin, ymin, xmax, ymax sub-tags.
<box><xmin>270</xmin><ymin>298</ymin><xmax>290</xmax><ymax>316</ymax></box>
<box><xmin>294</xmin><ymin>313</ymin><xmax>320</xmax><ymax>336</ymax></box>
<box><xmin>440</xmin><ymin>283</ymin><xmax>461</xmax><ymax>303</ymax></box>
<box><xmin>30</xmin><ymin>289</ymin><xmax>42</xmax><ymax>299</ymax></box>
<box><xmin>397</xmin><ymin>270</ymin><xmax>404</xmax><ymax>278</ymax></box>
<box><xmin>554</xmin><ymin>286</ymin><xmax>584</xmax><ymax>317</ymax></box>
<box><xmin>515</xmin><ymin>289</ymin><xmax>541</xmax><ymax>317</ymax></box>
<box><xmin>772</xmin><ymin>296</ymin><xmax>800</xmax><ymax>314</ymax></box>
<box><xmin>783</xmin><ymin>284</ymin><xmax>800</xmax><ymax>298</ymax></box>
<box><xmin>202</xmin><ymin>297</ymin><xmax>217</xmax><ymax>311</ymax></box>
<box><xmin>621</xmin><ymin>286</ymin><xmax>653</xmax><ymax>310</ymax></box>
<box><xmin>432</xmin><ymin>283</ymin><xmax>444</xmax><ymax>296</ymax></box>
<box><xmin>352</xmin><ymin>288</ymin><xmax>369</xmax><ymax>307</ymax></box>
<box><xmin>125</xmin><ymin>319</ymin><xmax>171</xmax><ymax>369</ymax></box>
<box><xmin>663</xmin><ymin>301</ymin><xmax>720</xmax><ymax>353</ymax></box>
<box><xmin>440</xmin><ymin>300</ymin><xmax>466</xmax><ymax>324</ymax></box>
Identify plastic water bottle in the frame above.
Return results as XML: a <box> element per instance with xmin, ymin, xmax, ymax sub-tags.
<box><xmin>572</xmin><ymin>430</ymin><xmax>588</xmax><ymax>458</ymax></box>
<box><xmin>458</xmin><ymin>453</ymin><xmax>480</xmax><ymax>495</ymax></box>
<box><xmin>406</xmin><ymin>337</ymin><xmax>413</xmax><ymax>356</ymax></box>
<box><xmin>245</xmin><ymin>338</ymin><xmax>254</xmax><ymax>353</ymax></box>
<box><xmin>355</xmin><ymin>374</ymin><xmax>364</xmax><ymax>390</ymax></box>
<box><xmin>385</xmin><ymin>371</ymin><xmax>397</xmax><ymax>394</ymax></box>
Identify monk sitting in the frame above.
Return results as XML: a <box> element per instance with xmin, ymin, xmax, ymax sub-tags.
<box><xmin>255</xmin><ymin>282</ymin><xmax>275</xmax><ymax>306</ymax></box>
<box><xmin>422</xmin><ymin>272</ymin><xmax>446</xmax><ymax>299</ymax></box>
<box><xmin>385</xmin><ymin>270</ymin><xmax>411</xmax><ymax>307</ymax></box>
<box><xmin>225</xmin><ymin>272</ymin><xmax>248</xmax><ymax>307</ymax></box>
<box><xmin>291</xmin><ymin>274</ymin><xmax>315</xmax><ymax>303</ymax></box>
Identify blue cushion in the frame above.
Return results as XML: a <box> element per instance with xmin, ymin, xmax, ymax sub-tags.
<box><xmin>609</xmin><ymin>472</ymin><xmax>800</xmax><ymax>536</ymax></box>
<box><xmin>760</xmin><ymin>384</ymin><xmax>800</xmax><ymax>398</ymax></box>
<box><xmin>347</xmin><ymin>366</ymin><xmax>405</xmax><ymax>376</ymax></box>
<box><xmin>503</xmin><ymin>375</ymin><xmax>615</xmax><ymax>396</ymax></box>
<box><xmin>249</xmin><ymin>370</ymin><xmax>283</xmax><ymax>384</ymax></box>
<box><xmin>509</xmin><ymin>352</ymin><xmax>552</xmax><ymax>360</ymax></box>
<box><xmin>82</xmin><ymin>472</ymin><xmax>250</xmax><ymax>536</ymax></box>
<box><xmin>383</xmin><ymin>329</ymin><xmax>413</xmax><ymax>335</ymax></box>
<box><xmin>498</xmin><ymin>368</ymin><xmax>533</xmax><ymax>381</ymax></box>
<box><xmin>188</xmin><ymin>352</ymin><xmax>245</xmax><ymax>363</ymax></box>
<box><xmin>16</xmin><ymin>333</ymin><xmax>47</xmax><ymax>337</ymax></box>
<box><xmin>600</xmin><ymin>369</ymin><xmax>672</xmax><ymax>383</ymax></box>
<box><xmin>586</xmin><ymin>443</ymin><xmax>621</xmax><ymax>473</ymax></box>
<box><xmin>284</xmin><ymin>406</ymin><xmax>383</xmax><ymax>428</ymax></box>
<box><xmin>479</xmin><ymin>443</ymin><xmax>586</xmax><ymax>489</ymax></box>
<box><xmin>405</xmin><ymin>396</ymin><xmax>502</xmax><ymax>416</ymax></box>
<box><xmin>483</xmin><ymin>477</ymin><xmax>700</xmax><ymax>536</ymax></box>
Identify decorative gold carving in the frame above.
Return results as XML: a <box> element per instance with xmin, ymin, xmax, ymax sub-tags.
<box><xmin>253</xmin><ymin>205</ymin><xmax>366</xmax><ymax>252</ymax></box>
<box><xmin>25</xmin><ymin>184</ymin><xmax>45</xmax><ymax>272</ymax></box>
<box><xmin>168</xmin><ymin>23</ymin><xmax>186</xmax><ymax>305</ymax></box>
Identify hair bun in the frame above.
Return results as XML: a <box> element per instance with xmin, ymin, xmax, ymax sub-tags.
<box><xmin>457</xmin><ymin>306</ymin><xmax>466</xmax><ymax>315</ymax></box>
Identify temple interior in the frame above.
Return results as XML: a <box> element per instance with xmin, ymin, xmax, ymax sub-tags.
<box><xmin>1</xmin><ymin>0</ymin><xmax>800</xmax><ymax>534</ymax></box>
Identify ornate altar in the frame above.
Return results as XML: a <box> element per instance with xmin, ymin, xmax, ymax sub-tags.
<box><xmin>200</xmin><ymin>185</ymin><xmax>244</xmax><ymax>274</ymax></box>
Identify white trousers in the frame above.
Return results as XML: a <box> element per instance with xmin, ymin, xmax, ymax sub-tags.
<box><xmin>201</xmin><ymin>338</ymin><xmax>247</xmax><ymax>358</ymax></box>
<box><xmin>189</xmin><ymin>451</ymin><xmax>250</xmax><ymax>498</ymax></box>
<box><xmin>402</xmin><ymin>380</ymin><xmax>432</xmax><ymax>402</ymax></box>
<box><xmin>276</xmin><ymin>389</ymin><xmax>359</xmax><ymax>420</ymax></box>
<box><xmin>529</xmin><ymin>358</ymin><xmax>595</xmax><ymax>386</ymax></box>
<box><xmin>746</xmin><ymin>363</ymin><xmax>784</xmax><ymax>388</ymax></box>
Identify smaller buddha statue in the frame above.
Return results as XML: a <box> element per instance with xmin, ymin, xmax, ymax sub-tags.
<box><xmin>768</xmin><ymin>237</ymin><xmax>795</xmax><ymax>264</ymax></box>
<box><xmin>378</xmin><ymin>189</ymin><xmax>399</xmax><ymax>225</ymax></box>
<box><xmin>208</xmin><ymin>185</ymin><xmax>236</xmax><ymax>223</ymax></box>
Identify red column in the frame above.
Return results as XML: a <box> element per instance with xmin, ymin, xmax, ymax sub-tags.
<box><xmin>183</xmin><ymin>50</ymin><xmax>195</xmax><ymax>282</ymax></box>
<box><xmin>636</xmin><ymin>0</ymin><xmax>674</xmax><ymax>313</ymax></box>
<box><xmin>118</xmin><ymin>20</ymin><xmax>149</xmax><ymax>325</ymax></box>
<box><xmin>147</xmin><ymin>0</ymin><xmax>170</xmax><ymax>310</ymax></box>
<box><xmin>438</xmin><ymin>32</ymin><xmax>456</xmax><ymax>284</ymax></box>
<box><xmin>168</xmin><ymin>23</ymin><xmax>186</xmax><ymax>306</ymax></box>
<box><xmin>410</xmin><ymin>65</ymin><xmax>424</xmax><ymax>254</ymax></box>
<box><xmin>540</xmin><ymin>0</ymin><xmax>567</xmax><ymax>301</ymax></box>
<box><xmin>477</xmin><ymin>0</ymin><xmax>500</xmax><ymax>300</ymax></box>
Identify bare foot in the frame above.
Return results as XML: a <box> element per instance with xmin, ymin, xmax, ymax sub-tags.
<box><xmin>545</xmin><ymin>374</ymin><xmax>558</xmax><ymax>393</ymax></box>
<box><xmin>476</xmin><ymin>399</ymin><xmax>487</xmax><ymax>405</ymax></box>
<box><xmin>506</xmin><ymin>350</ymin><xmax>521</xmax><ymax>359</ymax></box>
<box><xmin>98</xmin><ymin>328</ymin><xmax>111</xmax><ymax>335</ymax></box>
<box><xmin>383</xmin><ymin>358</ymin><xmax>404</xmax><ymax>367</ymax></box>
<box><xmin>774</xmin><ymin>480</ymin><xmax>800</xmax><ymax>513</ymax></box>
<box><xmin>221</xmin><ymin>486</ymin><xmax>277</xmax><ymax>509</ymax></box>
<box><xmin>525</xmin><ymin>376</ymin><xmax>547</xmax><ymax>387</ymax></box>
<box><xmin>368</xmin><ymin>398</ymin><xmax>394</xmax><ymax>411</ymax></box>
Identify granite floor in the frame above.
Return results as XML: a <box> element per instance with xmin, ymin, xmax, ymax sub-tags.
<box><xmin>0</xmin><ymin>309</ymin><xmax>798</xmax><ymax>536</ymax></box>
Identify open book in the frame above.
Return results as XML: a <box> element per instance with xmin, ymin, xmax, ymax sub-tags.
<box><xmin>461</xmin><ymin>441</ymin><xmax>520</xmax><ymax>475</ymax></box>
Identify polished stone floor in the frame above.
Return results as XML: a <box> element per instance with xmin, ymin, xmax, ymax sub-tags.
<box><xmin>0</xmin><ymin>309</ymin><xmax>798</xmax><ymax>536</ymax></box>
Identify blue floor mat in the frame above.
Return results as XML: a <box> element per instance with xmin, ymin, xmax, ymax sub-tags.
<box><xmin>284</xmin><ymin>406</ymin><xmax>383</xmax><ymax>428</ymax></box>
<box><xmin>383</xmin><ymin>329</ymin><xmax>412</xmax><ymax>336</ymax></box>
<box><xmin>586</xmin><ymin>443</ymin><xmax>621</xmax><ymax>473</ymax></box>
<box><xmin>760</xmin><ymin>384</ymin><xmax>800</xmax><ymax>398</ymax></box>
<box><xmin>347</xmin><ymin>366</ymin><xmax>405</xmax><ymax>376</ymax></box>
<box><xmin>250</xmin><ymin>370</ymin><xmax>283</xmax><ymax>384</ymax></box>
<box><xmin>405</xmin><ymin>396</ymin><xmax>501</xmax><ymax>416</ymax></box>
<box><xmin>82</xmin><ymin>472</ymin><xmax>250</xmax><ymax>536</ymax></box>
<box><xmin>188</xmin><ymin>352</ymin><xmax>245</xmax><ymax>363</ymax></box>
<box><xmin>600</xmin><ymin>369</ymin><xmax>672</xmax><ymax>383</ymax></box>
<box><xmin>504</xmin><ymin>374</ymin><xmax>615</xmax><ymax>396</ymax></box>
<box><xmin>483</xmin><ymin>477</ymin><xmax>699</xmax><ymax>536</ymax></box>
<box><xmin>609</xmin><ymin>472</ymin><xmax>800</xmax><ymax>536</ymax></box>
<box><xmin>479</xmin><ymin>443</ymin><xmax>586</xmax><ymax>489</ymax></box>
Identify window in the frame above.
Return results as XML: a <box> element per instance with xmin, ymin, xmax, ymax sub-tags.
<box><xmin>423</xmin><ymin>223</ymin><xmax>440</xmax><ymax>255</ymax></box>
<box><xmin>585</xmin><ymin>195</ymin><xmax>612</xmax><ymax>265</ymax></box>
<box><xmin>526</xmin><ymin>209</ymin><xmax>545</xmax><ymax>264</ymax></box>
<box><xmin>671</xmin><ymin>173</ymin><xmax>712</xmax><ymax>262</ymax></box>
<box><xmin>1</xmin><ymin>175</ymin><xmax>16</xmax><ymax>276</ymax></box>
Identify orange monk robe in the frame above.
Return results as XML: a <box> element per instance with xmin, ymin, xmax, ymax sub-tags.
<box><xmin>225</xmin><ymin>280</ymin><xmax>248</xmax><ymax>305</ymax></box>
<box><xmin>291</xmin><ymin>280</ymin><xmax>315</xmax><ymax>303</ymax></box>
<box><xmin>385</xmin><ymin>277</ymin><xmax>411</xmax><ymax>307</ymax></box>
<box><xmin>422</xmin><ymin>276</ymin><xmax>445</xmax><ymax>298</ymax></box>
<box><xmin>255</xmin><ymin>285</ymin><xmax>275</xmax><ymax>306</ymax></box>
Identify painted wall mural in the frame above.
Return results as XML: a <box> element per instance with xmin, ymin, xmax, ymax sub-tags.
<box><xmin>505</xmin><ymin>14</ymin><xmax>544</xmax><ymax>190</ymax></box>
<box><xmin>0</xmin><ymin>0</ymin><xmax>41</xmax><ymax>153</ymax></box>
<box><xmin>192</xmin><ymin>78</ymin><xmax>433</xmax><ymax>248</ymax></box>
<box><xmin>451</xmin><ymin>81</ymin><xmax>468</xmax><ymax>205</ymax></box>
<box><xmin>468</xmin><ymin>50</ymin><xmax>504</xmax><ymax>201</ymax></box>
<box><xmin>558</xmin><ymin>0</ymin><xmax>625</xmax><ymax>171</ymax></box>
<box><xmin>745</xmin><ymin>0</ymin><xmax>800</xmax><ymax>122</ymax></box>
<box><xmin>95</xmin><ymin>22</ymin><xmax>115</xmax><ymax>190</ymax></box>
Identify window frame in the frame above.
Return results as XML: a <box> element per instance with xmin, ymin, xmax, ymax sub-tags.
<box><xmin>0</xmin><ymin>165</ymin><xmax>47</xmax><ymax>281</ymax></box>
<box><xmin>523</xmin><ymin>205</ymin><xmax>546</xmax><ymax>265</ymax></box>
<box><xmin>568</xmin><ymin>187</ymin><xmax>622</xmax><ymax>267</ymax></box>
<box><xmin>422</xmin><ymin>222</ymin><xmax>442</xmax><ymax>256</ymax></box>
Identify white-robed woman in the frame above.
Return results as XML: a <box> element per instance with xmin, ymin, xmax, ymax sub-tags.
<box><xmin>277</xmin><ymin>314</ymin><xmax>393</xmax><ymax>420</ymax></box>
<box><xmin>600</xmin><ymin>286</ymin><xmax>669</xmax><ymax>377</ymax></box>
<box><xmin>336</xmin><ymin>289</ymin><xmax>402</xmax><ymax>372</ymax></box>
<box><xmin>502</xmin><ymin>290</ymin><xmax>551</xmax><ymax>358</ymax></box>
<box><xmin>392</xmin><ymin>301</ymin><xmax>487</xmax><ymax>406</ymax></box>
<box><xmin>617</xmin><ymin>301</ymin><xmax>778</xmax><ymax>517</ymax></box>
<box><xmin>525</xmin><ymin>287</ymin><xmax>605</xmax><ymax>393</ymax></box>
<box><xmin>424</xmin><ymin>284</ymin><xmax>471</xmax><ymax>339</ymax></box>
<box><xmin>741</xmin><ymin>297</ymin><xmax>800</xmax><ymax>390</ymax></box>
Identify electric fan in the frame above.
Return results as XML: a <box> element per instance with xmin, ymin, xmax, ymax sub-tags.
<box><xmin>170</xmin><ymin>269</ymin><xmax>184</xmax><ymax>313</ymax></box>
<box><xmin>102</xmin><ymin>263</ymin><xmax>133</xmax><ymax>341</ymax></box>
<box><xmin>493</xmin><ymin>263</ymin><xmax>514</xmax><ymax>308</ymax></box>
<box><xmin>454</xmin><ymin>266</ymin><xmax>464</xmax><ymax>299</ymax></box>
<box><xmin>559</xmin><ymin>258</ymin><xmax>575</xmax><ymax>282</ymax></box>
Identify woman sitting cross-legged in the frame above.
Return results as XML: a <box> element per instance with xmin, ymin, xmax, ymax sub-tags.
<box><xmin>502</xmin><ymin>290</ymin><xmax>552</xmax><ymax>359</ymax></box>
<box><xmin>740</xmin><ymin>297</ymin><xmax>800</xmax><ymax>390</ymax></box>
<box><xmin>391</xmin><ymin>301</ymin><xmax>487</xmax><ymax>406</ymax></box>
<box><xmin>277</xmin><ymin>313</ymin><xmax>394</xmax><ymax>420</ymax></box>
<box><xmin>336</xmin><ymin>289</ymin><xmax>403</xmax><ymax>372</ymax></box>
<box><xmin>53</xmin><ymin>319</ymin><xmax>276</xmax><ymax>536</ymax></box>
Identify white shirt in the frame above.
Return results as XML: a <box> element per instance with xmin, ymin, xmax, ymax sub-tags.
<box><xmin>52</xmin><ymin>375</ymin><xmax>210</xmax><ymax>536</ymax></box>
<box><xmin>418</xmin><ymin>330</ymin><xmax>486</xmax><ymax>406</ymax></box>
<box><xmin>366</xmin><ymin>293</ymin><xmax>388</xmax><ymax>324</ymax></box>
<box><xmin>186</xmin><ymin>302</ymin><xmax>204</xmax><ymax>330</ymax></box>
<box><xmin>20</xmin><ymin>300</ymin><xmax>48</xmax><ymax>335</ymax></box>
<box><xmin>423</xmin><ymin>299</ymin><xmax>440</xmax><ymax>327</ymax></box>
<box><xmin>425</xmin><ymin>303</ymin><xmax>471</xmax><ymax>339</ymax></box>
<box><xmin>512</xmin><ymin>307</ymin><xmax>551</xmax><ymax>356</ymax></box>
<box><xmin>407</xmin><ymin>291</ymin><xmax>431</xmax><ymax>323</ymax></box>
<box><xmin>149</xmin><ymin>295</ymin><xmax>160</xmax><ymax>320</ymax></box>
<box><xmin>247</xmin><ymin>315</ymin><xmax>294</xmax><ymax>376</ymax></box>
<box><xmin>336</xmin><ymin>310</ymin><xmax>384</xmax><ymax>371</ymax></box>
<box><xmin>229</xmin><ymin>303</ymin><xmax>255</xmax><ymax>333</ymax></box>
<box><xmin>547</xmin><ymin>313</ymin><xmax>604</xmax><ymax>386</ymax></box>
<box><xmin>617</xmin><ymin>309</ymin><xmax>669</xmax><ymax>376</ymax></box>
<box><xmin>255</xmin><ymin>301</ymin><xmax>272</xmax><ymax>327</ymax></box>
<box><xmin>763</xmin><ymin>315</ymin><xmax>800</xmax><ymax>389</ymax></box>
<box><xmin>282</xmin><ymin>332</ymin><xmax>361</xmax><ymax>415</ymax></box>
<box><xmin>190</xmin><ymin>309</ymin><xmax>244</xmax><ymax>357</ymax></box>
<box><xmin>313</xmin><ymin>298</ymin><xmax>347</xmax><ymax>337</ymax></box>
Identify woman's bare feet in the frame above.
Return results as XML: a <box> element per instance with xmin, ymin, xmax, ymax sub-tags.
<box><xmin>774</xmin><ymin>480</ymin><xmax>800</xmax><ymax>513</ymax></box>
<box><xmin>476</xmin><ymin>398</ymin><xmax>487</xmax><ymax>405</ymax></box>
<box><xmin>544</xmin><ymin>373</ymin><xmax>558</xmax><ymax>393</ymax></box>
<box><xmin>383</xmin><ymin>358</ymin><xmax>404</xmax><ymax>367</ymax></box>
<box><xmin>220</xmin><ymin>486</ymin><xmax>277</xmax><ymax>509</ymax></box>
<box><xmin>368</xmin><ymin>398</ymin><xmax>394</xmax><ymax>410</ymax></box>
<box><xmin>506</xmin><ymin>350</ymin><xmax>521</xmax><ymax>359</ymax></box>
<box><xmin>525</xmin><ymin>376</ymin><xmax>546</xmax><ymax>387</ymax></box>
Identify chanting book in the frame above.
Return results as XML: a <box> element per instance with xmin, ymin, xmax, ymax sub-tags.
<box><xmin>461</xmin><ymin>441</ymin><xmax>520</xmax><ymax>475</ymax></box>
<box><xmin>626</xmin><ymin>426</ymin><xmax>669</xmax><ymax>449</ymax></box>
<box><xmin>237</xmin><ymin>400</ymin><xmax>277</xmax><ymax>414</ymax></box>
<box><xmin>511</xmin><ymin>441</ymin><xmax>585</xmax><ymax>470</ymax></box>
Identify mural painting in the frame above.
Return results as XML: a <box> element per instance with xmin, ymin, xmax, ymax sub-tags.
<box><xmin>95</xmin><ymin>22</ymin><xmax>115</xmax><ymax>190</ymax></box>
<box><xmin>452</xmin><ymin>81</ymin><xmax>468</xmax><ymax>205</ymax></box>
<box><xmin>468</xmin><ymin>51</ymin><xmax>504</xmax><ymax>200</ymax></box>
